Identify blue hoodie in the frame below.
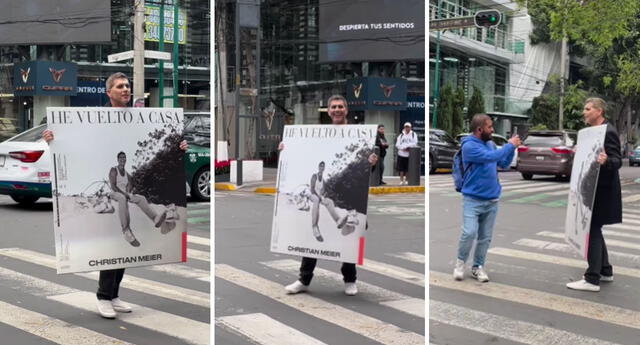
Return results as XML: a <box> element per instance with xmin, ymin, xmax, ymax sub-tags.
<box><xmin>460</xmin><ymin>135</ymin><xmax>515</xmax><ymax>200</ymax></box>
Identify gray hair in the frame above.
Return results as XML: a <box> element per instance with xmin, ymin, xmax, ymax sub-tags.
<box><xmin>327</xmin><ymin>94</ymin><xmax>347</xmax><ymax>107</ymax></box>
<box><xmin>585</xmin><ymin>97</ymin><xmax>606</xmax><ymax>115</ymax></box>
<box><xmin>106</xmin><ymin>72</ymin><xmax>129</xmax><ymax>91</ymax></box>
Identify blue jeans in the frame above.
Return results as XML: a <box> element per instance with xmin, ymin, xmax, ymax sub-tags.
<box><xmin>457</xmin><ymin>196</ymin><xmax>499</xmax><ymax>267</ymax></box>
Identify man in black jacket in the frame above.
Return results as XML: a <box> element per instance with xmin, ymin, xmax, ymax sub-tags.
<box><xmin>375</xmin><ymin>124</ymin><xmax>389</xmax><ymax>184</ymax></box>
<box><xmin>567</xmin><ymin>97</ymin><xmax>621</xmax><ymax>292</ymax></box>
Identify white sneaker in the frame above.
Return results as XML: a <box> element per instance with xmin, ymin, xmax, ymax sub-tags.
<box><xmin>285</xmin><ymin>280</ymin><xmax>308</xmax><ymax>294</ymax></box>
<box><xmin>111</xmin><ymin>298</ymin><xmax>132</xmax><ymax>313</ymax></box>
<box><xmin>345</xmin><ymin>282</ymin><xmax>358</xmax><ymax>296</ymax></box>
<box><xmin>471</xmin><ymin>266</ymin><xmax>490</xmax><ymax>282</ymax></box>
<box><xmin>566</xmin><ymin>279</ymin><xmax>600</xmax><ymax>292</ymax></box>
<box><xmin>96</xmin><ymin>299</ymin><xmax>116</xmax><ymax>319</ymax></box>
<box><xmin>453</xmin><ymin>259</ymin><xmax>465</xmax><ymax>280</ymax></box>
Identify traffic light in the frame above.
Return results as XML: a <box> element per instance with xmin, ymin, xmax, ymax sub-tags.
<box><xmin>474</xmin><ymin>10</ymin><xmax>501</xmax><ymax>28</ymax></box>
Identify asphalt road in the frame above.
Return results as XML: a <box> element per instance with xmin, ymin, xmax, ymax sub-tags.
<box><xmin>0</xmin><ymin>196</ymin><xmax>210</xmax><ymax>345</ymax></box>
<box><xmin>215</xmin><ymin>190</ymin><xmax>425</xmax><ymax>345</ymax></box>
<box><xmin>429</xmin><ymin>165</ymin><xmax>640</xmax><ymax>345</ymax></box>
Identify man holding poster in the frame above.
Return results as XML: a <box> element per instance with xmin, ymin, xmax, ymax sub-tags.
<box><xmin>43</xmin><ymin>72</ymin><xmax>188</xmax><ymax>319</ymax></box>
<box><xmin>566</xmin><ymin>98</ymin><xmax>621</xmax><ymax>292</ymax></box>
<box><xmin>280</xmin><ymin>95</ymin><xmax>377</xmax><ymax>296</ymax></box>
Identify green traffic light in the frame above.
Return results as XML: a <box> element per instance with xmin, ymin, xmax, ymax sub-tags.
<box><xmin>490</xmin><ymin>16</ymin><xmax>496</xmax><ymax>22</ymax></box>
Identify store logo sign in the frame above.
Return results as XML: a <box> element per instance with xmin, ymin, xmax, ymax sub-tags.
<box><xmin>379</xmin><ymin>83</ymin><xmax>396</xmax><ymax>98</ymax></box>
<box><xmin>353</xmin><ymin>83</ymin><xmax>363</xmax><ymax>98</ymax></box>
<box><xmin>49</xmin><ymin>68</ymin><xmax>66</xmax><ymax>83</ymax></box>
<box><xmin>20</xmin><ymin>68</ymin><xmax>30</xmax><ymax>83</ymax></box>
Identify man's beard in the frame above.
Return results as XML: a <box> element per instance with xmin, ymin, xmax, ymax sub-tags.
<box><xmin>481</xmin><ymin>130</ymin><xmax>492</xmax><ymax>142</ymax></box>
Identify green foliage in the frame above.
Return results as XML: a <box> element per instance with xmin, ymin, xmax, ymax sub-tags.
<box><xmin>467</xmin><ymin>86</ymin><xmax>485</xmax><ymax>122</ymax></box>
<box><xmin>452</xmin><ymin>86</ymin><xmax>465</xmax><ymax>136</ymax></box>
<box><xmin>530</xmin><ymin>79</ymin><xmax>588</xmax><ymax>131</ymax></box>
<box><xmin>437</xmin><ymin>84</ymin><xmax>454</xmax><ymax>134</ymax></box>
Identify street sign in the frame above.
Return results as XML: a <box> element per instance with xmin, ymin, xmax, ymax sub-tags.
<box><xmin>108</xmin><ymin>50</ymin><xmax>171</xmax><ymax>63</ymax></box>
<box><xmin>429</xmin><ymin>16</ymin><xmax>475</xmax><ymax>31</ymax></box>
<box><xmin>107</xmin><ymin>50</ymin><xmax>134</xmax><ymax>63</ymax></box>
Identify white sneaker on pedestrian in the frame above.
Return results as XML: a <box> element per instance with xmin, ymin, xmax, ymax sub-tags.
<box><xmin>285</xmin><ymin>280</ymin><xmax>308</xmax><ymax>294</ymax></box>
<box><xmin>566</xmin><ymin>279</ymin><xmax>600</xmax><ymax>292</ymax></box>
<box><xmin>345</xmin><ymin>282</ymin><xmax>358</xmax><ymax>296</ymax></box>
<box><xmin>453</xmin><ymin>259</ymin><xmax>465</xmax><ymax>280</ymax></box>
<box><xmin>111</xmin><ymin>298</ymin><xmax>132</xmax><ymax>313</ymax></box>
<box><xmin>96</xmin><ymin>299</ymin><xmax>116</xmax><ymax>319</ymax></box>
<box><xmin>471</xmin><ymin>266</ymin><xmax>490</xmax><ymax>282</ymax></box>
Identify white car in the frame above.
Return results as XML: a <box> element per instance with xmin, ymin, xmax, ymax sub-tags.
<box><xmin>0</xmin><ymin>124</ymin><xmax>52</xmax><ymax>205</ymax></box>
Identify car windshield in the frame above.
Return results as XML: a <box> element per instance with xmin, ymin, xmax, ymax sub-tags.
<box><xmin>524</xmin><ymin>135</ymin><xmax>564</xmax><ymax>147</ymax></box>
<box><xmin>430</xmin><ymin>131</ymin><xmax>457</xmax><ymax>145</ymax></box>
<box><xmin>184</xmin><ymin>114</ymin><xmax>210</xmax><ymax>147</ymax></box>
<box><xmin>8</xmin><ymin>124</ymin><xmax>46</xmax><ymax>142</ymax></box>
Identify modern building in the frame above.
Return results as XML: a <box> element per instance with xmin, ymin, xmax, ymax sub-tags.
<box><xmin>0</xmin><ymin>0</ymin><xmax>210</xmax><ymax>139</ymax></box>
<box><xmin>429</xmin><ymin>0</ymin><xmax>562</xmax><ymax>136</ymax></box>
<box><xmin>216</xmin><ymin>0</ymin><xmax>425</xmax><ymax>172</ymax></box>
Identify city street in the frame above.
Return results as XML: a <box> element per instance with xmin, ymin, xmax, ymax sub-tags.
<box><xmin>215</xmin><ymin>190</ymin><xmax>425</xmax><ymax>345</ymax></box>
<box><xmin>429</xmin><ymin>166</ymin><xmax>640</xmax><ymax>345</ymax></box>
<box><xmin>0</xmin><ymin>197</ymin><xmax>210</xmax><ymax>345</ymax></box>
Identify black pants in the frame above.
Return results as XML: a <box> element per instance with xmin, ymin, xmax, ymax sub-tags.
<box><xmin>299</xmin><ymin>257</ymin><xmax>356</xmax><ymax>285</ymax></box>
<box><xmin>584</xmin><ymin>222</ymin><xmax>612</xmax><ymax>285</ymax></box>
<box><xmin>97</xmin><ymin>268</ymin><xmax>125</xmax><ymax>300</ymax></box>
<box><xmin>379</xmin><ymin>157</ymin><xmax>385</xmax><ymax>183</ymax></box>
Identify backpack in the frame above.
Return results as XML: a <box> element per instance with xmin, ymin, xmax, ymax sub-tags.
<box><xmin>452</xmin><ymin>143</ymin><xmax>471</xmax><ymax>192</ymax></box>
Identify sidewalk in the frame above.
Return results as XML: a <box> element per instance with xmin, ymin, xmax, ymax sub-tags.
<box><xmin>215</xmin><ymin>168</ymin><xmax>425</xmax><ymax>194</ymax></box>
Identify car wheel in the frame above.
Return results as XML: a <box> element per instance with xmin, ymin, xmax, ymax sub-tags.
<box><xmin>429</xmin><ymin>155</ymin><xmax>436</xmax><ymax>174</ymax></box>
<box><xmin>10</xmin><ymin>195</ymin><xmax>39</xmax><ymax>205</ymax></box>
<box><xmin>521</xmin><ymin>173</ymin><xmax>533</xmax><ymax>180</ymax></box>
<box><xmin>191</xmin><ymin>167</ymin><xmax>210</xmax><ymax>201</ymax></box>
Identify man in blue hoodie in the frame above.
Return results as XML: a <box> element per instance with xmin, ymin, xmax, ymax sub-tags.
<box><xmin>453</xmin><ymin>114</ymin><xmax>521</xmax><ymax>282</ymax></box>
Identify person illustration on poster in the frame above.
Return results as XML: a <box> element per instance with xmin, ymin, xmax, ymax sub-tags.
<box><xmin>109</xmin><ymin>151</ymin><xmax>168</xmax><ymax>247</ymax></box>
<box><xmin>43</xmin><ymin>72</ymin><xmax>189</xmax><ymax>319</ymax></box>
<box><xmin>309</xmin><ymin>161</ymin><xmax>349</xmax><ymax>242</ymax></box>
<box><xmin>283</xmin><ymin>94</ymin><xmax>377</xmax><ymax>296</ymax></box>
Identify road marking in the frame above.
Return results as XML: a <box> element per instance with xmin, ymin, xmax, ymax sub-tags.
<box><xmin>513</xmin><ymin>238</ymin><xmax>640</xmax><ymax>264</ymax></box>
<box><xmin>188</xmin><ymin>216</ymin><xmax>211</xmax><ymax>224</ymax></box>
<box><xmin>488</xmin><ymin>247</ymin><xmax>640</xmax><ymax>279</ymax></box>
<box><xmin>622</xmin><ymin>194</ymin><xmax>640</xmax><ymax>203</ymax></box>
<box><xmin>0</xmin><ymin>248</ymin><xmax>209</xmax><ymax>307</ymax></box>
<box><xmin>188</xmin><ymin>235</ymin><xmax>211</xmax><ymax>246</ymax></box>
<box><xmin>623</xmin><ymin>208</ymin><xmax>640</xmax><ymax>215</ymax></box>
<box><xmin>621</xmin><ymin>214</ymin><xmax>640</xmax><ymax>221</ymax></box>
<box><xmin>386</xmin><ymin>252</ymin><xmax>425</xmax><ymax>264</ymax></box>
<box><xmin>261</xmin><ymin>259</ymin><xmax>424</xmax><ymax>318</ymax></box>
<box><xmin>511</xmin><ymin>184</ymin><xmax>568</xmax><ymax>194</ymax></box>
<box><xmin>216</xmin><ymin>313</ymin><xmax>328</xmax><ymax>345</ymax></box>
<box><xmin>146</xmin><ymin>264</ymin><xmax>210</xmax><ymax>282</ymax></box>
<box><xmin>605</xmin><ymin>223</ymin><xmax>640</xmax><ymax>232</ymax></box>
<box><xmin>501</xmin><ymin>182</ymin><xmax>557</xmax><ymax>191</ymax></box>
<box><xmin>187</xmin><ymin>209</ymin><xmax>210</xmax><ymax>216</ymax></box>
<box><xmin>215</xmin><ymin>264</ymin><xmax>425</xmax><ymax>345</ymax></box>
<box><xmin>430</xmin><ymin>300</ymin><xmax>623</xmax><ymax>345</ymax></box>
<box><xmin>0</xmin><ymin>300</ymin><xmax>134</xmax><ymax>345</ymax></box>
<box><xmin>360</xmin><ymin>259</ymin><xmax>425</xmax><ymax>287</ymax></box>
<box><xmin>597</xmin><ymin>229</ymin><xmax>640</xmax><ymax>240</ymax></box>
<box><xmin>49</xmin><ymin>291</ymin><xmax>209</xmax><ymax>345</ymax></box>
<box><xmin>430</xmin><ymin>271</ymin><xmax>640</xmax><ymax>331</ymax></box>
<box><xmin>537</xmin><ymin>231</ymin><xmax>640</xmax><ymax>251</ymax></box>
<box><xmin>541</xmin><ymin>199</ymin><xmax>567</xmax><ymax>207</ymax></box>
<box><xmin>0</xmin><ymin>266</ymin><xmax>77</xmax><ymax>297</ymax></box>
<box><xmin>509</xmin><ymin>193</ymin><xmax>554</xmax><ymax>203</ymax></box>
<box><xmin>188</xmin><ymin>248</ymin><xmax>210</xmax><ymax>261</ymax></box>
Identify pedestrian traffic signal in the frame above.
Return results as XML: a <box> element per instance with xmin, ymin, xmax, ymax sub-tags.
<box><xmin>474</xmin><ymin>10</ymin><xmax>501</xmax><ymax>28</ymax></box>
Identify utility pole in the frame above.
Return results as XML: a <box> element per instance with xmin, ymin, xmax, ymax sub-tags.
<box><xmin>133</xmin><ymin>0</ymin><xmax>146</xmax><ymax>106</ymax></box>
<box><xmin>559</xmin><ymin>34</ymin><xmax>567</xmax><ymax>130</ymax></box>
<box><xmin>431</xmin><ymin>0</ymin><xmax>442</xmax><ymax>128</ymax></box>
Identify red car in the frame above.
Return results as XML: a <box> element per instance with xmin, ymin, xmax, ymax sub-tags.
<box><xmin>516</xmin><ymin>130</ymin><xmax>577</xmax><ymax>180</ymax></box>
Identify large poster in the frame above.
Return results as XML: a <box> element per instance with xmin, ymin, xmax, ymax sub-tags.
<box><xmin>47</xmin><ymin>107</ymin><xmax>187</xmax><ymax>273</ymax></box>
<box><xmin>270</xmin><ymin>125</ymin><xmax>377</xmax><ymax>264</ymax></box>
<box><xmin>565</xmin><ymin>125</ymin><xmax>607</xmax><ymax>258</ymax></box>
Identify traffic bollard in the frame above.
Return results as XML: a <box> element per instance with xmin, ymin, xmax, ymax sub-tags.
<box><xmin>407</xmin><ymin>147</ymin><xmax>421</xmax><ymax>186</ymax></box>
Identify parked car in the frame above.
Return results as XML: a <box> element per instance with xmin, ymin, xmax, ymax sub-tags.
<box><xmin>455</xmin><ymin>132</ymin><xmax>518</xmax><ymax>168</ymax></box>
<box><xmin>516</xmin><ymin>130</ymin><xmax>577</xmax><ymax>180</ymax></box>
<box><xmin>429</xmin><ymin>128</ymin><xmax>458</xmax><ymax>174</ymax></box>
<box><xmin>629</xmin><ymin>146</ymin><xmax>640</xmax><ymax>166</ymax></box>
<box><xmin>183</xmin><ymin>112</ymin><xmax>211</xmax><ymax>201</ymax></box>
<box><xmin>0</xmin><ymin>124</ymin><xmax>52</xmax><ymax>205</ymax></box>
<box><xmin>0</xmin><ymin>113</ymin><xmax>211</xmax><ymax>206</ymax></box>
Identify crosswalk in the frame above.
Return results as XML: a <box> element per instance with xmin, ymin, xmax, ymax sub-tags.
<box><xmin>0</xmin><ymin>231</ymin><xmax>210</xmax><ymax>344</ymax></box>
<box><xmin>429</xmin><ymin>174</ymin><xmax>638</xmax><ymax>208</ymax></box>
<box><xmin>215</xmin><ymin>252</ymin><xmax>426</xmax><ymax>345</ymax></box>
<box><xmin>430</xmin><ymin>174</ymin><xmax>640</xmax><ymax>345</ymax></box>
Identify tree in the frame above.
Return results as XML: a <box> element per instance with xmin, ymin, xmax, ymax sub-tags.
<box><xmin>437</xmin><ymin>85</ymin><xmax>454</xmax><ymax>134</ymax></box>
<box><xmin>530</xmin><ymin>78</ymin><xmax>588</xmax><ymax>130</ymax></box>
<box><xmin>467</xmin><ymin>86</ymin><xmax>485</xmax><ymax>121</ymax></box>
<box><xmin>451</xmin><ymin>86</ymin><xmax>465</xmax><ymax>135</ymax></box>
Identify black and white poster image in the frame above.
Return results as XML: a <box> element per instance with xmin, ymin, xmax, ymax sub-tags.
<box><xmin>47</xmin><ymin>107</ymin><xmax>187</xmax><ymax>274</ymax></box>
<box><xmin>565</xmin><ymin>125</ymin><xmax>607</xmax><ymax>258</ymax></box>
<box><xmin>271</xmin><ymin>125</ymin><xmax>377</xmax><ymax>264</ymax></box>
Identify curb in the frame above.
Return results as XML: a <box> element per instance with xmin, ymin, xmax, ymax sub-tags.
<box><xmin>255</xmin><ymin>187</ymin><xmax>277</xmax><ymax>194</ymax></box>
<box><xmin>214</xmin><ymin>183</ymin><xmax>236</xmax><ymax>191</ymax></box>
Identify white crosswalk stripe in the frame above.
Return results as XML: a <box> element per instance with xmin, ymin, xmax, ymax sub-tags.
<box><xmin>360</xmin><ymin>258</ymin><xmax>425</xmax><ymax>287</ymax></box>
<box><xmin>216</xmin><ymin>313</ymin><xmax>328</xmax><ymax>345</ymax></box>
<box><xmin>216</xmin><ymin>264</ymin><xmax>425</xmax><ymax>345</ymax></box>
<box><xmin>386</xmin><ymin>252</ymin><xmax>425</xmax><ymax>264</ymax></box>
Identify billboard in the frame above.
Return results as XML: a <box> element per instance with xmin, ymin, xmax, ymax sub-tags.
<box><xmin>14</xmin><ymin>61</ymin><xmax>78</xmax><ymax>97</ymax></box>
<box><xmin>345</xmin><ymin>77</ymin><xmax>408</xmax><ymax>111</ymax></box>
<box><xmin>319</xmin><ymin>0</ymin><xmax>425</xmax><ymax>63</ymax></box>
<box><xmin>271</xmin><ymin>125</ymin><xmax>376</xmax><ymax>264</ymax></box>
<box><xmin>0</xmin><ymin>0</ymin><xmax>111</xmax><ymax>45</ymax></box>
<box><xmin>145</xmin><ymin>5</ymin><xmax>187</xmax><ymax>45</ymax></box>
<box><xmin>47</xmin><ymin>107</ymin><xmax>187</xmax><ymax>273</ymax></box>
